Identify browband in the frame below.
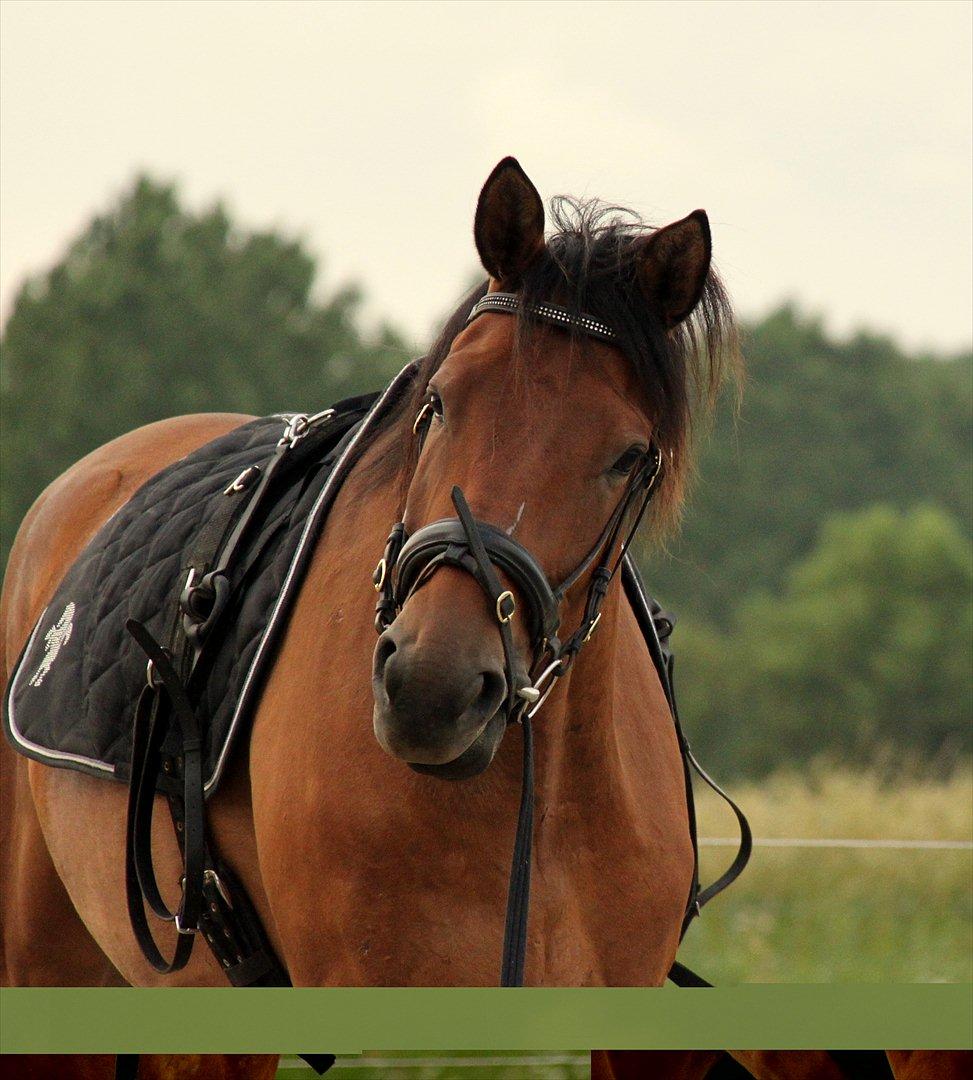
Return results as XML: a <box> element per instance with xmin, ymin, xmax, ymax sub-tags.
<box><xmin>468</xmin><ymin>292</ymin><xmax>617</xmax><ymax>343</ymax></box>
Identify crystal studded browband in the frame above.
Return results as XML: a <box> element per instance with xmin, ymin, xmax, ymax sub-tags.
<box><xmin>467</xmin><ymin>292</ymin><xmax>618</xmax><ymax>343</ymax></box>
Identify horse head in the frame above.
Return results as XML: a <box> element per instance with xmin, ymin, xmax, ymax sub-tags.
<box><xmin>371</xmin><ymin>157</ymin><xmax>735</xmax><ymax>780</ymax></box>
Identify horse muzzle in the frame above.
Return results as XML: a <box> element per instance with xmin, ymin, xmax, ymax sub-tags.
<box><xmin>371</xmin><ymin>607</ymin><xmax>510</xmax><ymax>778</ymax></box>
<box><xmin>370</xmin><ymin>486</ymin><xmax>561</xmax><ymax>778</ymax></box>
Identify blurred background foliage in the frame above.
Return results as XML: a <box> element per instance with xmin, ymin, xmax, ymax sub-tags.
<box><xmin>2</xmin><ymin>176</ymin><xmax>970</xmax><ymax>784</ymax></box>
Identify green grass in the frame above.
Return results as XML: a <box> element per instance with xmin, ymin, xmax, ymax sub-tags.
<box><xmin>677</xmin><ymin>765</ymin><xmax>973</xmax><ymax>982</ymax></box>
<box><xmin>277</xmin><ymin>1051</ymin><xmax>589</xmax><ymax>1078</ymax></box>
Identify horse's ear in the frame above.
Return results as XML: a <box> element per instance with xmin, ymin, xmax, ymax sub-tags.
<box><xmin>474</xmin><ymin>157</ymin><xmax>545</xmax><ymax>282</ymax></box>
<box><xmin>637</xmin><ymin>210</ymin><xmax>712</xmax><ymax>327</ymax></box>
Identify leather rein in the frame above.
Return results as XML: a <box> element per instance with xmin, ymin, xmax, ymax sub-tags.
<box><xmin>372</xmin><ymin>292</ymin><xmax>749</xmax><ymax>986</ymax></box>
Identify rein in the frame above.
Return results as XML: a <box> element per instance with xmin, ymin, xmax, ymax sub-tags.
<box><xmin>373</xmin><ymin>292</ymin><xmax>750</xmax><ymax>985</ymax></box>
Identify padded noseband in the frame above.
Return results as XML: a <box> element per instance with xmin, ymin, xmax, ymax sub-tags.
<box><xmin>394</xmin><ymin>515</ymin><xmax>561</xmax><ymax>644</ymax></box>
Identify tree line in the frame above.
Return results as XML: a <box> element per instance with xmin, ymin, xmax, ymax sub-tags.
<box><xmin>2</xmin><ymin>177</ymin><xmax>969</xmax><ymax>776</ymax></box>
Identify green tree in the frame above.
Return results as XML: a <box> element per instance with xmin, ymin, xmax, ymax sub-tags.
<box><xmin>678</xmin><ymin>504</ymin><xmax>973</xmax><ymax>775</ymax></box>
<box><xmin>1</xmin><ymin>176</ymin><xmax>410</xmax><ymax>561</ymax></box>
<box><xmin>644</xmin><ymin>305</ymin><xmax>973</xmax><ymax>627</ymax></box>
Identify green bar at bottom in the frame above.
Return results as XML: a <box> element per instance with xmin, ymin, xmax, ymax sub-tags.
<box><xmin>1</xmin><ymin>986</ymin><xmax>971</xmax><ymax>1054</ymax></box>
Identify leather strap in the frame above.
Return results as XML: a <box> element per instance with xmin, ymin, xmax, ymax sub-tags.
<box><xmin>395</xmin><ymin>516</ymin><xmax>561</xmax><ymax>643</ymax></box>
<box><xmin>122</xmin><ymin>396</ymin><xmax>381</xmax><ymax>984</ymax></box>
<box><xmin>123</xmin><ymin>627</ymin><xmax>203</xmax><ymax>974</ymax></box>
<box><xmin>500</xmin><ymin>717</ymin><xmax>534</xmax><ymax>987</ymax></box>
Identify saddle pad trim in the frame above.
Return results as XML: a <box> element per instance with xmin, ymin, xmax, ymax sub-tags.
<box><xmin>3</xmin><ymin>362</ymin><xmax>418</xmax><ymax>794</ymax></box>
<box><xmin>204</xmin><ymin>361</ymin><xmax>415</xmax><ymax>793</ymax></box>
<box><xmin>5</xmin><ymin>609</ymin><xmax>116</xmax><ymax>774</ymax></box>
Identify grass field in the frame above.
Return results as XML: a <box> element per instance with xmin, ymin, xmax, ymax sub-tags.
<box><xmin>676</xmin><ymin>764</ymin><xmax>973</xmax><ymax>982</ymax></box>
<box><xmin>276</xmin><ymin>1052</ymin><xmax>588</xmax><ymax>1078</ymax></box>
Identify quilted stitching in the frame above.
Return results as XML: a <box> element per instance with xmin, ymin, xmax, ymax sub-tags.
<box><xmin>4</xmin><ymin>414</ymin><xmax>345</xmax><ymax>790</ymax></box>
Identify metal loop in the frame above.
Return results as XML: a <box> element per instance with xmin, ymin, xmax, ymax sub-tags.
<box><xmin>496</xmin><ymin>590</ymin><xmax>516</xmax><ymax>624</ymax></box>
<box><xmin>145</xmin><ymin>658</ymin><xmax>162</xmax><ymax>691</ymax></box>
<box><xmin>277</xmin><ymin>413</ymin><xmax>308</xmax><ymax>448</ymax></box>
<box><xmin>373</xmin><ymin>558</ymin><xmax>387</xmax><ymax>592</ymax></box>
<box><xmin>582</xmin><ymin>611</ymin><xmax>602</xmax><ymax>644</ymax></box>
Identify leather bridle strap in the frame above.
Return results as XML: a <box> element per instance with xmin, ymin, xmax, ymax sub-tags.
<box><xmin>501</xmin><ymin>716</ymin><xmax>534</xmax><ymax>987</ymax></box>
<box><xmin>448</xmin><ymin>486</ymin><xmax>538</xmax><ymax>986</ymax></box>
<box><xmin>468</xmin><ymin>292</ymin><xmax>618</xmax><ymax>343</ymax></box>
<box><xmin>451</xmin><ymin>486</ymin><xmax>529</xmax><ymax>708</ymax></box>
<box><xmin>681</xmin><ymin>744</ymin><xmax>753</xmax><ymax>925</ymax></box>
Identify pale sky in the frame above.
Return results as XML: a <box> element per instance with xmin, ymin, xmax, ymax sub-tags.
<box><xmin>2</xmin><ymin>1</ymin><xmax>971</xmax><ymax>354</ymax></box>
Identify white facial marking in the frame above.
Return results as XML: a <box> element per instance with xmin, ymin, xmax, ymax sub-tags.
<box><xmin>506</xmin><ymin>502</ymin><xmax>526</xmax><ymax>536</ymax></box>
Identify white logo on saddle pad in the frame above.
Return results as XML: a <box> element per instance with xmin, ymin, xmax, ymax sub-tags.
<box><xmin>28</xmin><ymin>602</ymin><xmax>76</xmax><ymax>687</ymax></box>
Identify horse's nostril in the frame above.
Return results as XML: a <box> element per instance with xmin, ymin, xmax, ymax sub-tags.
<box><xmin>472</xmin><ymin>668</ymin><xmax>507</xmax><ymax>721</ymax></box>
<box><xmin>373</xmin><ymin>633</ymin><xmax>397</xmax><ymax>689</ymax></box>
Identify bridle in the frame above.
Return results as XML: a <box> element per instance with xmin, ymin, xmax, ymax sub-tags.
<box><xmin>372</xmin><ymin>291</ymin><xmax>664</xmax><ymax>985</ymax></box>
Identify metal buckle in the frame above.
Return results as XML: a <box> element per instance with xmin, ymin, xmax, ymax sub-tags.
<box><xmin>496</xmin><ymin>590</ymin><xmax>516</xmax><ymax>624</ymax></box>
<box><xmin>203</xmin><ymin>868</ymin><xmax>232</xmax><ymax>909</ymax></box>
<box><xmin>279</xmin><ymin>407</ymin><xmax>335</xmax><ymax>450</ymax></box>
<box><xmin>373</xmin><ymin>558</ymin><xmax>387</xmax><ymax>592</ymax></box>
<box><xmin>174</xmin><ymin>912</ymin><xmax>196</xmax><ymax>936</ymax></box>
<box><xmin>278</xmin><ymin>413</ymin><xmax>308</xmax><ymax>448</ymax></box>
<box><xmin>174</xmin><ymin>877</ymin><xmax>197</xmax><ymax>935</ymax></box>
<box><xmin>145</xmin><ymin>658</ymin><xmax>162</xmax><ymax>690</ymax></box>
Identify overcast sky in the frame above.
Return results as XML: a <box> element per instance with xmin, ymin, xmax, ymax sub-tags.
<box><xmin>2</xmin><ymin>1</ymin><xmax>971</xmax><ymax>354</ymax></box>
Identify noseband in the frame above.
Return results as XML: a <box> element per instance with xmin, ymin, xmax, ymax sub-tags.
<box><xmin>374</xmin><ymin>450</ymin><xmax>661</xmax><ymax>718</ymax></box>
<box><xmin>371</xmin><ymin>293</ymin><xmax>663</xmax><ymax>985</ymax></box>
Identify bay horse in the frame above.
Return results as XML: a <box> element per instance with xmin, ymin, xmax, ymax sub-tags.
<box><xmin>591</xmin><ymin>1050</ymin><xmax>973</xmax><ymax>1080</ymax></box>
<box><xmin>0</xmin><ymin>158</ymin><xmax>738</xmax><ymax>987</ymax></box>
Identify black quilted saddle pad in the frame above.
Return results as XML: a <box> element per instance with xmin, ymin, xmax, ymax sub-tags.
<box><xmin>2</xmin><ymin>373</ymin><xmax>410</xmax><ymax>796</ymax></box>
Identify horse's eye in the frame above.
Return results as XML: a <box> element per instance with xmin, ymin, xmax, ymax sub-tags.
<box><xmin>610</xmin><ymin>445</ymin><xmax>646</xmax><ymax>476</ymax></box>
<box><xmin>429</xmin><ymin>391</ymin><xmax>444</xmax><ymax>419</ymax></box>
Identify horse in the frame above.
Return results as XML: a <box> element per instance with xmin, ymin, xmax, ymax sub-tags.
<box><xmin>591</xmin><ymin>1050</ymin><xmax>973</xmax><ymax>1079</ymax></box>
<box><xmin>0</xmin><ymin>157</ymin><xmax>738</xmax><ymax>987</ymax></box>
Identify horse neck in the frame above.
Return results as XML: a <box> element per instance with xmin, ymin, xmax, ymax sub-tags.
<box><xmin>533</xmin><ymin>581</ymin><xmax>631</xmax><ymax>799</ymax></box>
